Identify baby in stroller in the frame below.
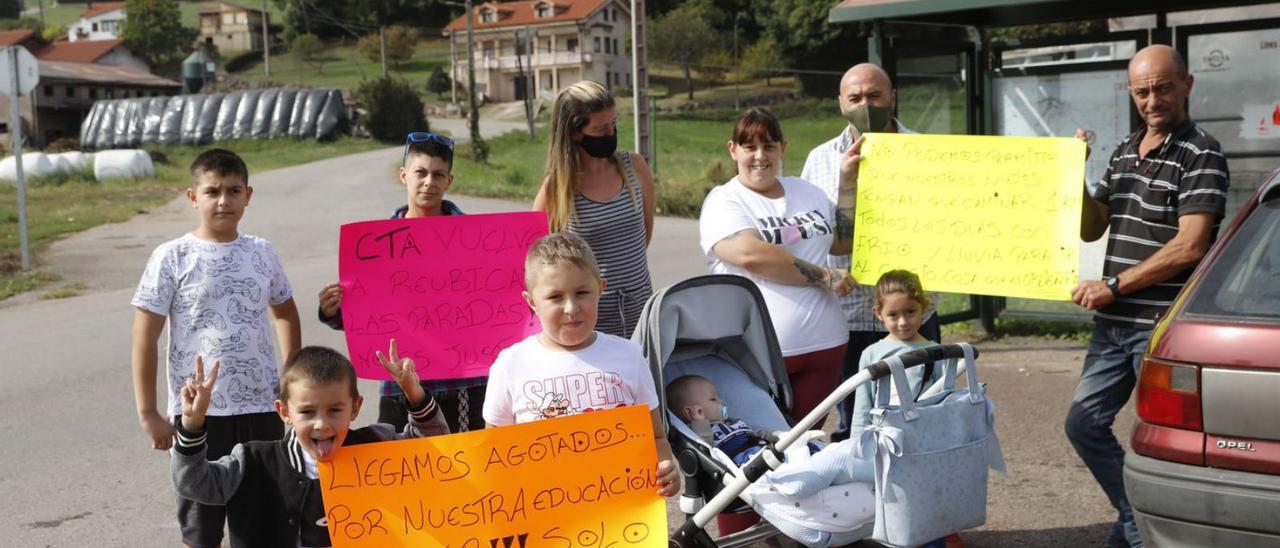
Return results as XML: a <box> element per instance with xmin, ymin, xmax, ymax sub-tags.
<box><xmin>666</xmin><ymin>374</ymin><xmax>871</xmax><ymax>499</ymax></box>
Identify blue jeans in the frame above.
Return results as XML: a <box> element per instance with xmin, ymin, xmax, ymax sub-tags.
<box><xmin>1064</xmin><ymin>321</ymin><xmax>1151</xmax><ymax>548</ymax></box>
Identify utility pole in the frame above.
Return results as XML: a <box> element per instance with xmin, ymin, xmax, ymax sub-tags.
<box><xmin>629</xmin><ymin>0</ymin><xmax>651</xmax><ymax>161</ymax></box>
<box><xmin>449</xmin><ymin>36</ymin><xmax>457</xmax><ymax>106</ymax></box>
<box><xmin>733</xmin><ymin>15</ymin><xmax>740</xmax><ymax>111</ymax></box>
<box><xmin>261</xmin><ymin>0</ymin><xmax>271</xmax><ymax>77</ymax></box>
<box><xmin>380</xmin><ymin>26</ymin><xmax>388</xmax><ymax>77</ymax></box>
<box><xmin>464</xmin><ymin>0</ymin><xmax>486</xmax><ymax>160</ymax></box>
<box><xmin>515</xmin><ymin>26</ymin><xmax>534</xmax><ymax>140</ymax></box>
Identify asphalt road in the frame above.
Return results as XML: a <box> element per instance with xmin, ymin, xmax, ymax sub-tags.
<box><xmin>1</xmin><ymin>137</ymin><xmax>1133</xmax><ymax>547</ymax></box>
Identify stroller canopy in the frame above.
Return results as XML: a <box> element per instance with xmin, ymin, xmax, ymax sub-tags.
<box><xmin>634</xmin><ymin>275</ymin><xmax>792</xmax><ymax>431</ymax></box>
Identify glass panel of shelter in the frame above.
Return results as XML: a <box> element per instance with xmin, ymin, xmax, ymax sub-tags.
<box><xmin>1179</xmin><ymin>19</ymin><xmax>1280</xmax><ymax>224</ymax></box>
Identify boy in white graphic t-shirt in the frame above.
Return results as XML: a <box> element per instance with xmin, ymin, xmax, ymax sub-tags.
<box><xmin>482</xmin><ymin>232</ymin><xmax>680</xmax><ymax>498</ymax></box>
<box><xmin>131</xmin><ymin>148</ymin><xmax>301</xmax><ymax>548</ymax></box>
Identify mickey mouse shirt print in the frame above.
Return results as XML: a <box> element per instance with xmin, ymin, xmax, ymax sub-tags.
<box><xmin>699</xmin><ymin>176</ymin><xmax>847</xmax><ymax>356</ymax></box>
<box><xmin>132</xmin><ymin>233</ymin><xmax>293</xmax><ymax>417</ymax></box>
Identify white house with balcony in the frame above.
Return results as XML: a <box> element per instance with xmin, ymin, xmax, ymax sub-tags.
<box><xmin>68</xmin><ymin>2</ymin><xmax>127</xmax><ymax>43</ymax></box>
<box><xmin>443</xmin><ymin>0</ymin><xmax>632</xmax><ymax>103</ymax></box>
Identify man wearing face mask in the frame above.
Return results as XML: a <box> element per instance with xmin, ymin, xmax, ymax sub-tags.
<box><xmin>800</xmin><ymin>63</ymin><xmax>941</xmax><ymax>443</ymax></box>
<box><xmin>534</xmin><ymin>80</ymin><xmax>657</xmax><ymax>339</ymax></box>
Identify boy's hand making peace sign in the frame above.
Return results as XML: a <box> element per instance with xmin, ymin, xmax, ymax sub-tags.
<box><xmin>180</xmin><ymin>356</ymin><xmax>220</xmax><ymax>432</ymax></box>
<box><xmin>377</xmin><ymin>339</ymin><xmax>428</xmax><ymax>408</ymax></box>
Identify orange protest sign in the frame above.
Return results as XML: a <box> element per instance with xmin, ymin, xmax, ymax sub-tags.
<box><xmin>318</xmin><ymin>405</ymin><xmax>666</xmax><ymax>548</ymax></box>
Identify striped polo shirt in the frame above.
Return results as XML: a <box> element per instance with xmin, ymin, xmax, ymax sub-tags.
<box><xmin>1091</xmin><ymin>119</ymin><xmax>1229</xmax><ymax>327</ymax></box>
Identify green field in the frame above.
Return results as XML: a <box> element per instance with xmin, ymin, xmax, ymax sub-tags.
<box><xmin>0</xmin><ymin>136</ymin><xmax>386</xmax><ymax>300</ymax></box>
<box><xmin>451</xmin><ymin>100</ymin><xmax>846</xmax><ymax>217</ymax></box>
<box><xmin>29</xmin><ymin>1</ymin><xmax>289</xmax><ymax>30</ymax></box>
<box><xmin>228</xmin><ymin>39</ymin><xmax>452</xmax><ymax>102</ymax></box>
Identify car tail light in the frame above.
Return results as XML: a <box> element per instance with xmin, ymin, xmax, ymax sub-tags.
<box><xmin>1137</xmin><ymin>357</ymin><xmax>1202</xmax><ymax>431</ymax></box>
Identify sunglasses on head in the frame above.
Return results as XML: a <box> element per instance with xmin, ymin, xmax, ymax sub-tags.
<box><xmin>403</xmin><ymin>132</ymin><xmax>455</xmax><ymax>164</ymax></box>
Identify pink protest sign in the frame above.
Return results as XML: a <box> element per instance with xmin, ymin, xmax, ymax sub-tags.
<box><xmin>337</xmin><ymin>212</ymin><xmax>547</xmax><ymax>380</ymax></box>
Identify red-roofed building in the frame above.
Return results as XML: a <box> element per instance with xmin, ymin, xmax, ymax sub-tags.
<box><xmin>34</xmin><ymin>39</ymin><xmax>150</xmax><ymax>72</ymax></box>
<box><xmin>0</xmin><ymin>29</ymin><xmax>44</xmax><ymax>51</ymax></box>
<box><xmin>69</xmin><ymin>2</ymin><xmax>127</xmax><ymax>42</ymax></box>
<box><xmin>444</xmin><ymin>0</ymin><xmax>632</xmax><ymax>102</ymax></box>
<box><xmin>0</xmin><ymin>23</ymin><xmax>179</xmax><ymax>147</ymax></box>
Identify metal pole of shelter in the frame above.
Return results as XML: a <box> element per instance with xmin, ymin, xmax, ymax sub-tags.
<box><xmin>866</xmin><ymin>20</ymin><xmax>884</xmax><ymax>66</ymax></box>
<box><xmin>9</xmin><ymin>47</ymin><xmax>30</xmax><ymax>271</ymax></box>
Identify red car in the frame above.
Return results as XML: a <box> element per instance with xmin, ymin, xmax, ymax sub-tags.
<box><xmin>1125</xmin><ymin>167</ymin><xmax>1280</xmax><ymax>547</ymax></box>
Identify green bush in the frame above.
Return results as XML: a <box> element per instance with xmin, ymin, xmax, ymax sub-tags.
<box><xmin>426</xmin><ymin>66</ymin><xmax>451</xmax><ymax>96</ymax></box>
<box><xmin>502</xmin><ymin>168</ymin><xmax>528</xmax><ymax>187</ymax></box>
<box><xmin>224</xmin><ymin>50</ymin><xmax>262</xmax><ymax>73</ymax></box>
<box><xmin>355</xmin><ymin>77</ymin><xmax>427</xmax><ymax>143</ymax></box>
<box><xmin>290</xmin><ymin>33</ymin><xmax>326</xmax><ymax>72</ymax></box>
<box><xmin>703</xmin><ymin>158</ymin><xmax>731</xmax><ymax>185</ymax></box>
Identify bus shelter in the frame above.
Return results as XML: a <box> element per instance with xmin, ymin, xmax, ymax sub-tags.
<box><xmin>829</xmin><ymin>0</ymin><xmax>1280</xmax><ymax>330</ymax></box>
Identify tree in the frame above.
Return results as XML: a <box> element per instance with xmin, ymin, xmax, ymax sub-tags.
<box><xmin>426</xmin><ymin>66</ymin><xmax>451</xmax><ymax>97</ymax></box>
<box><xmin>756</xmin><ymin>0</ymin><xmax>863</xmax><ymax>94</ymax></box>
<box><xmin>648</xmin><ymin>3</ymin><xmax>720</xmax><ymax>100</ymax></box>
<box><xmin>290</xmin><ymin>33</ymin><xmax>327</xmax><ymax>73</ymax></box>
<box><xmin>274</xmin><ymin>0</ymin><xmax>452</xmax><ymax>41</ymax></box>
<box><xmin>356</xmin><ymin>25</ymin><xmax>419</xmax><ymax>69</ymax></box>
<box><xmin>0</xmin><ymin>0</ymin><xmax>20</xmax><ymax>19</ymax></box>
<box><xmin>120</xmin><ymin>0</ymin><xmax>198</xmax><ymax>67</ymax></box>
<box><xmin>41</xmin><ymin>24</ymin><xmax>67</xmax><ymax>42</ymax></box>
<box><xmin>355</xmin><ymin>76</ymin><xmax>427</xmax><ymax>142</ymax></box>
<box><xmin>0</xmin><ymin>17</ymin><xmax>41</xmax><ymax>32</ymax></box>
<box><xmin>987</xmin><ymin>20</ymin><xmax>1107</xmax><ymax>41</ymax></box>
<box><xmin>742</xmin><ymin>36</ymin><xmax>784</xmax><ymax>86</ymax></box>
<box><xmin>694</xmin><ymin>50</ymin><xmax>731</xmax><ymax>85</ymax></box>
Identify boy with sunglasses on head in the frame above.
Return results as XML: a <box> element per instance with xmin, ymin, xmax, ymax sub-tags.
<box><xmin>317</xmin><ymin>132</ymin><xmax>489</xmax><ymax>433</ymax></box>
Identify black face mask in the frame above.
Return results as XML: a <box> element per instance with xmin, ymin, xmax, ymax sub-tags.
<box><xmin>579</xmin><ymin>130</ymin><xmax>617</xmax><ymax>158</ymax></box>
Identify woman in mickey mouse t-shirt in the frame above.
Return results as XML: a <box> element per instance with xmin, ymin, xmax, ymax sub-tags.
<box><xmin>697</xmin><ymin>106</ymin><xmax>863</xmax><ymax>536</ymax></box>
<box><xmin>698</xmin><ymin>106</ymin><xmax>865</xmax><ymax>426</ymax></box>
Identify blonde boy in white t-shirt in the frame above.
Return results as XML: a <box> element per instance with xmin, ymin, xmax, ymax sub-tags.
<box><xmin>482</xmin><ymin>232</ymin><xmax>680</xmax><ymax>498</ymax></box>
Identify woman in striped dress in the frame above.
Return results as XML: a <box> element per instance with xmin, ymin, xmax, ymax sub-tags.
<box><xmin>534</xmin><ymin>81</ymin><xmax>656</xmax><ymax>338</ymax></box>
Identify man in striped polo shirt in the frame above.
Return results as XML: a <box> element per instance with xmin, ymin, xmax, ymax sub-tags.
<box><xmin>1067</xmin><ymin>44</ymin><xmax>1229</xmax><ymax>548</ymax></box>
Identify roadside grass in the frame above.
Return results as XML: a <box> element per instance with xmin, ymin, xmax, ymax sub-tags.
<box><xmin>228</xmin><ymin>39</ymin><xmax>452</xmax><ymax>102</ymax></box>
<box><xmin>0</xmin><ymin>271</ymin><xmax>58</xmax><ymax>301</ymax></box>
<box><xmin>42</xmin><ymin>282</ymin><xmax>89</xmax><ymax>300</ymax></box>
<box><xmin>0</xmin><ymin>135</ymin><xmax>387</xmax><ymax>300</ymax></box>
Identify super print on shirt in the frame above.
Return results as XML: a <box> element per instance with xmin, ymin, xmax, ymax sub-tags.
<box><xmin>755</xmin><ymin>209</ymin><xmax>833</xmax><ymax>245</ymax></box>
<box><xmin>523</xmin><ymin>370</ymin><xmax>633</xmax><ymax>419</ymax></box>
<box><xmin>482</xmin><ymin>334</ymin><xmax>661</xmax><ymax>426</ymax></box>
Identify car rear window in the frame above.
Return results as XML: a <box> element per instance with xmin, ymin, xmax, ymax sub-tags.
<box><xmin>1184</xmin><ymin>198</ymin><xmax>1280</xmax><ymax>322</ymax></box>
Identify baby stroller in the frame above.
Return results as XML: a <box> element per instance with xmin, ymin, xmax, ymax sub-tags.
<box><xmin>633</xmin><ymin>275</ymin><xmax>979</xmax><ymax>548</ymax></box>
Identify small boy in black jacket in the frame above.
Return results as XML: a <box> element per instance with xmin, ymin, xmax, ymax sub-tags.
<box><xmin>171</xmin><ymin>341</ymin><xmax>448</xmax><ymax>547</ymax></box>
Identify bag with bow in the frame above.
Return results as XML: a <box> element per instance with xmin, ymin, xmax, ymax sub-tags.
<box><xmin>856</xmin><ymin>342</ymin><xmax>1006</xmax><ymax>548</ymax></box>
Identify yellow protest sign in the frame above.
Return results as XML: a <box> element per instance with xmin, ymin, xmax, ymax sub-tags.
<box><xmin>318</xmin><ymin>405</ymin><xmax>666</xmax><ymax>548</ymax></box>
<box><xmin>853</xmin><ymin>133</ymin><xmax>1086</xmax><ymax>300</ymax></box>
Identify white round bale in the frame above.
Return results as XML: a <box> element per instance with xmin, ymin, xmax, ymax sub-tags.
<box><xmin>0</xmin><ymin>152</ymin><xmax>56</xmax><ymax>181</ymax></box>
<box><xmin>48</xmin><ymin>151</ymin><xmax>93</xmax><ymax>174</ymax></box>
<box><xmin>93</xmin><ymin>149</ymin><xmax>155</xmax><ymax>181</ymax></box>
